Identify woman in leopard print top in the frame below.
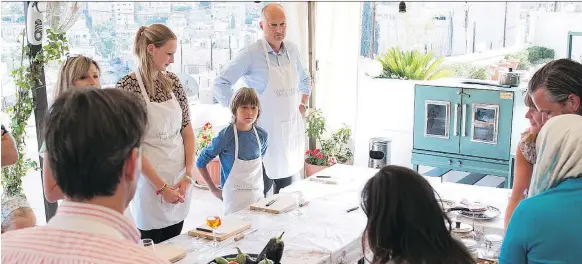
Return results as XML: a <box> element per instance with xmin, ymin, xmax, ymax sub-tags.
<box><xmin>116</xmin><ymin>24</ymin><xmax>195</xmax><ymax>243</ymax></box>
<box><xmin>504</xmin><ymin>94</ymin><xmax>543</xmax><ymax>230</ymax></box>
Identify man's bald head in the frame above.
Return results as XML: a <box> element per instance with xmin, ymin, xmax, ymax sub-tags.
<box><xmin>261</xmin><ymin>3</ymin><xmax>285</xmax><ymax>21</ymax></box>
<box><xmin>260</xmin><ymin>3</ymin><xmax>287</xmax><ymax>49</ymax></box>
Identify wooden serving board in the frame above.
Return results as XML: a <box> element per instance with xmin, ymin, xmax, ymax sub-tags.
<box><xmin>250</xmin><ymin>193</ymin><xmax>296</xmax><ymax>214</ymax></box>
<box><xmin>155</xmin><ymin>244</ymin><xmax>186</xmax><ymax>263</ymax></box>
<box><xmin>188</xmin><ymin>217</ymin><xmax>251</xmax><ymax>242</ymax></box>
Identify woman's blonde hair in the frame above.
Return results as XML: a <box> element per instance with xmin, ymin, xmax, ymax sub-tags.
<box><xmin>54</xmin><ymin>55</ymin><xmax>101</xmax><ymax>98</ymax></box>
<box><xmin>134</xmin><ymin>24</ymin><xmax>176</xmax><ymax>95</ymax></box>
<box><xmin>523</xmin><ymin>94</ymin><xmax>538</xmax><ymax>143</ymax></box>
<box><xmin>1</xmin><ymin>207</ymin><xmax>34</xmax><ymax>232</ymax></box>
<box><xmin>230</xmin><ymin>87</ymin><xmax>261</xmax><ymax>123</ymax></box>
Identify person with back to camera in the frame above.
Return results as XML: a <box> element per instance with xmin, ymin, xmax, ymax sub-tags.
<box><xmin>361</xmin><ymin>165</ymin><xmax>476</xmax><ymax>264</ymax></box>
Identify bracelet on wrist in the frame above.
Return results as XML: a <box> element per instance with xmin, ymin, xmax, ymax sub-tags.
<box><xmin>156</xmin><ymin>183</ymin><xmax>168</xmax><ymax>195</ymax></box>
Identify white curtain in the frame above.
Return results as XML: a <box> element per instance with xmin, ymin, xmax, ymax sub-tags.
<box><xmin>314</xmin><ymin>2</ymin><xmax>362</xmax><ymax>131</ymax></box>
<box><xmin>280</xmin><ymin>2</ymin><xmax>309</xmax><ymax>66</ymax></box>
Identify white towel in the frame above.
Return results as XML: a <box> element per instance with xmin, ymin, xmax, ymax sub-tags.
<box><xmin>529</xmin><ymin>114</ymin><xmax>582</xmax><ymax>197</ymax></box>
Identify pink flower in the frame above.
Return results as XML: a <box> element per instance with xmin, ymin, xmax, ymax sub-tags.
<box><xmin>317</xmin><ymin>153</ymin><xmax>324</xmax><ymax>159</ymax></box>
<box><xmin>305</xmin><ymin>150</ymin><xmax>311</xmax><ymax>155</ymax></box>
<box><xmin>313</xmin><ymin>149</ymin><xmax>320</xmax><ymax>155</ymax></box>
<box><xmin>328</xmin><ymin>156</ymin><xmax>337</xmax><ymax>165</ymax></box>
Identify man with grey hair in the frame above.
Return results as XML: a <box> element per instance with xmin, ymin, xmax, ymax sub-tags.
<box><xmin>528</xmin><ymin>59</ymin><xmax>582</xmax><ymax>124</ymax></box>
<box><xmin>213</xmin><ymin>3</ymin><xmax>311</xmax><ymax>195</ymax></box>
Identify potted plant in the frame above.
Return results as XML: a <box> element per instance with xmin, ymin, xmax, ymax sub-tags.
<box><xmin>304</xmin><ymin>109</ymin><xmax>353</xmax><ymax>177</ymax></box>
<box><xmin>193</xmin><ymin>122</ymin><xmax>221</xmax><ymax>188</ymax></box>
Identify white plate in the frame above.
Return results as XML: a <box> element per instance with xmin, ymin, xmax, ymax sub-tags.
<box><xmin>459</xmin><ymin>206</ymin><xmax>501</xmax><ymax>220</ymax></box>
<box><xmin>451</xmin><ymin>222</ymin><xmax>473</xmax><ymax>233</ymax></box>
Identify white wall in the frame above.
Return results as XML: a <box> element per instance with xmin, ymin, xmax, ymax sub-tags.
<box><xmin>530</xmin><ymin>12</ymin><xmax>582</xmax><ymax>59</ymax></box>
<box><xmin>354</xmin><ymin>72</ymin><xmax>417</xmax><ymax>168</ymax></box>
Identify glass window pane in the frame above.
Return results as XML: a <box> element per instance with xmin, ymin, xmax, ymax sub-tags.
<box><xmin>425</xmin><ymin>101</ymin><xmax>450</xmax><ymax>138</ymax></box>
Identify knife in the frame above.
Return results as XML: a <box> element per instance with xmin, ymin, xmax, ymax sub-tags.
<box><xmin>195</xmin><ymin>227</ymin><xmax>225</xmax><ymax>234</ymax></box>
<box><xmin>234</xmin><ymin>228</ymin><xmax>258</xmax><ymax>241</ymax></box>
<box><xmin>265</xmin><ymin>197</ymin><xmax>280</xmax><ymax>207</ymax></box>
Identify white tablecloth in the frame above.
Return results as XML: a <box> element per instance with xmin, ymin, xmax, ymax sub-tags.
<box><xmin>164</xmin><ymin>165</ymin><xmax>510</xmax><ymax>264</ymax></box>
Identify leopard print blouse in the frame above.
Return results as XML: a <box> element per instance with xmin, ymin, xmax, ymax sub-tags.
<box><xmin>116</xmin><ymin>72</ymin><xmax>191</xmax><ymax>130</ymax></box>
<box><xmin>518</xmin><ymin>130</ymin><xmax>537</xmax><ymax>164</ymax></box>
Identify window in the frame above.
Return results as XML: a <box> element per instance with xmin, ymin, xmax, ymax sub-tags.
<box><xmin>51</xmin><ymin>2</ymin><xmax>268</xmax><ymax>96</ymax></box>
<box><xmin>1</xmin><ymin>1</ymin><xmax>269</xmax><ymax>224</ymax></box>
<box><xmin>360</xmin><ymin>2</ymin><xmax>582</xmax><ymax>58</ymax></box>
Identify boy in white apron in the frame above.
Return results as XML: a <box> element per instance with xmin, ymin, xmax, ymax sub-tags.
<box><xmin>196</xmin><ymin>88</ymin><xmax>268</xmax><ymax>215</ymax></box>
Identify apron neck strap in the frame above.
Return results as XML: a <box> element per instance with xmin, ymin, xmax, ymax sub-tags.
<box><xmin>135</xmin><ymin>70</ymin><xmax>151</xmax><ymax>103</ymax></box>
<box><xmin>135</xmin><ymin>70</ymin><xmax>176</xmax><ymax>102</ymax></box>
<box><xmin>233</xmin><ymin>124</ymin><xmax>239</xmax><ymax>158</ymax></box>
<box><xmin>232</xmin><ymin>125</ymin><xmax>262</xmax><ymax>160</ymax></box>
<box><xmin>261</xmin><ymin>40</ymin><xmax>272</xmax><ymax>71</ymax></box>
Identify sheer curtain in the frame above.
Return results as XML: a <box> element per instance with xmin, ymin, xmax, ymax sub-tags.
<box><xmin>314</xmin><ymin>2</ymin><xmax>362</xmax><ymax>132</ymax></box>
<box><xmin>281</xmin><ymin>2</ymin><xmax>309</xmax><ymax>65</ymax></box>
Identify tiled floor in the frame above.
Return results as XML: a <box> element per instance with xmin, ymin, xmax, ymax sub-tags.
<box><xmin>419</xmin><ymin>165</ymin><xmax>506</xmax><ymax>187</ymax></box>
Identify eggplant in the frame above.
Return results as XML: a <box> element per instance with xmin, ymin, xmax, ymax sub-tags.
<box><xmin>235</xmin><ymin>247</ymin><xmax>247</xmax><ymax>263</ymax></box>
<box><xmin>258</xmin><ymin>231</ymin><xmax>285</xmax><ymax>263</ymax></box>
<box><xmin>245</xmin><ymin>256</ymin><xmax>258</xmax><ymax>264</ymax></box>
<box><xmin>257</xmin><ymin>258</ymin><xmax>274</xmax><ymax>264</ymax></box>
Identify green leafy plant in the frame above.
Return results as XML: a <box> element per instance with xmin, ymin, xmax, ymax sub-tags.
<box><xmin>1</xmin><ymin>28</ymin><xmax>68</xmax><ymax>196</ymax></box>
<box><xmin>504</xmin><ymin>50</ymin><xmax>530</xmax><ymax>70</ymax></box>
<box><xmin>305</xmin><ymin>109</ymin><xmax>326</xmax><ymax>140</ymax></box>
<box><xmin>450</xmin><ymin>63</ymin><xmax>488</xmax><ymax>80</ymax></box>
<box><xmin>376</xmin><ymin>47</ymin><xmax>452</xmax><ymax>80</ymax></box>
<box><xmin>527</xmin><ymin>46</ymin><xmax>555</xmax><ymax>65</ymax></box>
<box><xmin>320</xmin><ymin>126</ymin><xmax>353</xmax><ymax>164</ymax></box>
<box><xmin>304</xmin><ymin>109</ymin><xmax>352</xmax><ymax>166</ymax></box>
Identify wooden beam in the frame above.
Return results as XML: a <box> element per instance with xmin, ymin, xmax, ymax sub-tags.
<box><xmin>307</xmin><ymin>1</ymin><xmax>317</xmax><ymax>150</ymax></box>
<box><xmin>24</xmin><ymin>1</ymin><xmax>58</xmax><ymax>222</ymax></box>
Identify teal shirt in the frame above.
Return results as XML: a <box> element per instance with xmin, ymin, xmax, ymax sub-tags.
<box><xmin>499</xmin><ymin>178</ymin><xmax>582</xmax><ymax>264</ymax></box>
<box><xmin>39</xmin><ymin>141</ymin><xmax>46</xmax><ymax>155</ymax></box>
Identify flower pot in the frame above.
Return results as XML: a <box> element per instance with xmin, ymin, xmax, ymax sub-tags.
<box><xmin>193</xmin><ymin>157</ymin><xmax>221</xmax><ymax>187</ymax></box>
<box><xmin>304</xmin><ymin>161</ymin><xmax>329</xmax><ymax>177</ymax></box>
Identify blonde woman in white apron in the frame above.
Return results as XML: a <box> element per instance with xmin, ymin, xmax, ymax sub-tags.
<box><xmin>117</xmin><ymin>24</ymin><xmax>196</xmax><ymax>243</ymax></box>
<box><xmin>197</xmin><ymin>88</ymin><xmax>268</xmax><ymax>215</ymax></box>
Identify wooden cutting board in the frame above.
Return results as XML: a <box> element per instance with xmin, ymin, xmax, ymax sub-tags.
<box><xmin>154</xmin><ymin>244</ymin><xmax>186</xmax><ymax>263</ymax></box>
<box><xmin>249</xmin><ymin>194</ymin><xmax>296</xmax><ymax>214</ymax></box>
<box><xmin>188</xmin><ymin>217</ymin><xmax>251</xmax><ymax>242</ymax></box>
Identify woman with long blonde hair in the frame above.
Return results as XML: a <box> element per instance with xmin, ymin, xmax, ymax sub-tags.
<box><xmin>116</xmin><ymin>24</ymin><xmax>195</xmax><ymax>243</ymax></box>
<box><xmin>41</xmin><ymin>55</ymin><xmax>101</xmax><ymax>202</ymax></box>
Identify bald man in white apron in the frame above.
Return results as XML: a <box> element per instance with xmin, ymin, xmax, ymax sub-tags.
<box><xmin>213</xmin><ymin>4</ymin><xmax>312</xmax><ymax>194</ymax></box>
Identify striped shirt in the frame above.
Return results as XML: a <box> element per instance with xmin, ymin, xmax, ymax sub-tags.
<box><xmin>1</xmin><ymin>201</ymin><xmax>169</xmax><ymax>264</ymax></box>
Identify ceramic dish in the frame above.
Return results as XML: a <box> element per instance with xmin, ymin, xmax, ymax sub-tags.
<box><xmin>459</xmin><ymin>206</ymin><xmax>501</xmax><ymax>220</ymax></box>
<box><xmin>437</xmin><ymin>199</ymin><xmax>456</xmax><ymax>211</ymax></box>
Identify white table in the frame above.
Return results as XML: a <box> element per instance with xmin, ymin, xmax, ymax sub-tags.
<box><xmin>164</xmin><ymin>165</ymin><xmax>510</xmax><ymax>264</ymax></box>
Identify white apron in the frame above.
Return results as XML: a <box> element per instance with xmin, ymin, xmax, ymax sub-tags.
<box><xmin>131</xmin><ymin>70</ymin><xmax>192</xmax><ymax>230</ymax></box>
<box><xmin>258</xmin><ymin>40</ymin><xmax>305</xmax><ymax>180</ymax></box>
<box><xmin>222</xmin><ymin>125</ymin><xmax>264</xmax><ymax>215</ymax></box>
